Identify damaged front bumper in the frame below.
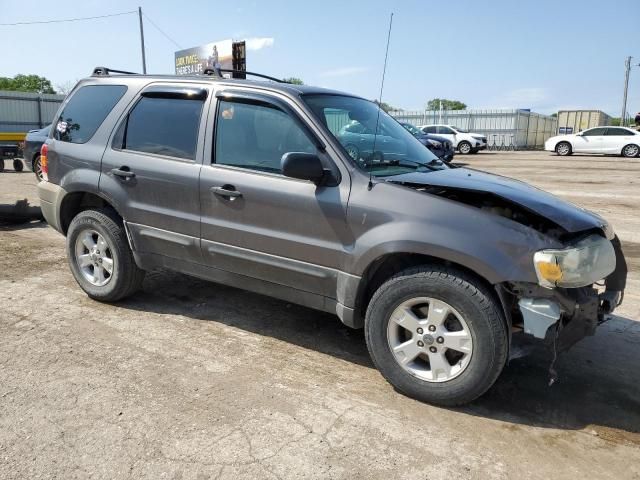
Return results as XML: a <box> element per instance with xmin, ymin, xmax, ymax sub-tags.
<box><xmin>507</xmin><ymin>236</ymin><xmax>627</xmax><ymax>352</ymax></box>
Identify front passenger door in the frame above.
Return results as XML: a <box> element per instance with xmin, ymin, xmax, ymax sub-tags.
<box><xmin>573</xmin><ymin>127</ymin><xmax>606</xmax><ymax>153</ymax></box>
<box><xmin>199</xmin><ymin>91</ymin><xmax>352</xmax><ymax>299</ymax></box>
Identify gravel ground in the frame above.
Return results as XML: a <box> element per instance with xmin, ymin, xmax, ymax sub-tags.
<box><xmin>1</xmin><ymin>152</ymin><xmax>639</xmax><ymax>479</ymax></box>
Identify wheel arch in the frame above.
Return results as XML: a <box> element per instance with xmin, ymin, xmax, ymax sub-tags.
<box><xmin>351</xmin><ymin>251</ymin><xmax>505</xmax><ymax>329</ymax></box>
<box><xmin>59</xmin><ymin>191</ymin><xmax>123</xmax><ymax>235</ymax></box>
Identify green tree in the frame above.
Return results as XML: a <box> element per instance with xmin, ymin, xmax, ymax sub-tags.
<box><xmin>283</xmin><ymin>77</ymin><xmax>304</xmax><ymax>85</ymax></box>
<box><xmin>426</xmin><ymin>98</ymin><xmax>467</xmax><ymax>111</ymax></box>
<box><xmin>0</xmin><ymin>74</ymin><xmax>56</xmax><ymax>94</ymax></box>
<box><xmin>610</xmin><ymin>117</ymin><xmax>621</xmax><ymax>126</ymax></box>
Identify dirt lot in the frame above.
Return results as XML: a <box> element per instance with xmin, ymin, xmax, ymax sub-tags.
<box><xmin>1</xmin><ymin>152</ymin><xmax>639</xmax><ymax>479</ymax></box>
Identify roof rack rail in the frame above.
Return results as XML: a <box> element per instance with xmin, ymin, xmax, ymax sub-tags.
<box><xmin>92</xmin><ymin>67</ymin><xmax>139</xmax><ymax>76</ymax></box>
<box><xmin>203</xmin><ymin>68</ymin><xmax>285</xmax><ymax>83</ymax></box>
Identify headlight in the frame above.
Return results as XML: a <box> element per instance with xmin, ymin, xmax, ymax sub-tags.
<box><xmin>533</xmin><ymin>235</ymin><xmax>616</xmax><ymax>288</ymax></box>
<box><xmin>471</xmin><ymin>135</ymin><xmax>485</xmax><ymax>141</ymax></box>
<box><xmin>427</xmin><ymin>139</ymin><xmax>442</xmax><ymax>148</ymax></box>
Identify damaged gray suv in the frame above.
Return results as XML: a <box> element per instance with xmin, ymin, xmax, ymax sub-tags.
<box><xmin>38</xmin><ymin>68</ymin><xmax>627</xmax><ymax>406</ymax></box>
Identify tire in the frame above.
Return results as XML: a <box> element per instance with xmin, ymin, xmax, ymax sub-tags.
<box><xmin>0</xmin><ymin>160</ymin><xmax>4</xmax><ymax>173</ymax></box>
<box><xmin>622</xmin><ymin>144</ymin><xmax>639</xmax><ymax>158</ymax></box>
<box><xmin>470</xmin><ymin>148</ymin><xmax>479</xmax><ymax>154</ymax></box>
<box><xmin>66</xmin><ymin>208</ymin><xmax>145</xmax><ymax>302</ymax></box>
<box><xmin>458</xmin><ymin>141</ymin><xmax>472</xmax><ymax>154</ymax></box>
<box><xmin>365</xmin><ymin>265</ymin><xmax>508</xmax><ymax>406</ymax></box>
<box><xmin>33</xmin><ymin>155</ymin><xmax>43</xmax><ymax>181</ymax></box>
<box><xmin>13</xmin><ymin>159</ymin><xmax>24</xmax><ymax>172</ymax></box>
<box><xmin>555</xmin><ymin>141</ymin><xmax>572</xmax><ymax>156</ymax></box>
<box><xmin>344</xmin><ymin>144</ymin><xmax>359</xmax><ymax>161</ymax></box>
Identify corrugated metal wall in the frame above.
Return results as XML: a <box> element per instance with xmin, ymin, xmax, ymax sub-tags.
<box><xmin>0</xmin><ymin>90</ymin><xmax>65</xmax><ymax>133</ymax></box>
<box><xmin>390</xmin><ymin>109</ymin><xmax>557</xmax><ymax>149</ymax></box>
<box><xmin>556</xmin><ymin>110</ymin><xmax>611</xmax><ymax>134</ymax></box>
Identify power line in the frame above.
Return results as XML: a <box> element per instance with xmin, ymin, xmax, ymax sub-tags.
<box><xmin>142</xmin><ymin>12</ymin><xmax>183</xmax><ymax>50</ymax></box>
<box><xmin>0</xmin><ymin>10</ymin><xmax>136</xmax><ymax>26</ymax></box>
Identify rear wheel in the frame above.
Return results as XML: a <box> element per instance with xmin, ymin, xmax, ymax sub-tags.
<box><xmin>365</xmin><ymin>265</ymin><xmax>508</xmax><ymax>406</ymax></box>
<box><xmin>13</xmin><ymin>159</ymin><xmax>24</xmax><ymax>172</ymax></box>
<box><xmin>66</xmin><ymin>208</ymin><xmax>145</xmax><ymax>302</ymax></box>
<box><xmin>0</xmin><ymin>160</ymin><xmax>4</xmax><ymax>173</ymax></box>
<box><xmin>33</xmin><ymin>155</ymin><xmax>43</xmax><ymax>181</ymax></box>
<box><xmin>458</xmin><ymin>141</ymin><xmax>472</xmax><ymax>154</ymax></box>
<box><xmin>622</xmin><ymin>144</ymin><xmax>639</xmax><ymax>158</ymax></box>
<box><xmin>556</xmin><ymin>141</ymin><xmax>572</xmax><ymax>156</ymax></box>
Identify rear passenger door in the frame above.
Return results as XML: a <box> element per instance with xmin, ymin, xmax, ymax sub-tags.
<box><xmin>100</xmin><ymin>83</ymin><xmax>209</xmax><ymax>263</ymax></box>
<box><xmin>602</xmin><ymin>127</ymin><xmax>635</xmax><ymax>153</ymax></box>
<box><xmin>198</xmin><ymin>90</ymin><xmax>352</xmax><ymax>298</ymax></box>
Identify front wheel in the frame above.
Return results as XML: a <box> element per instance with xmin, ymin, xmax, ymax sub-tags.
<box><xmin>365</xmin><ymin>266</ymin><xmax>508</xmax><ymax>406</ymax></box>
<box><xmin>556</xmin><ymin>141</ymin><xmax>572</xmax><ymax>156</ymax></box>
<box><xmin>457</xmin><ymin>141</ymin><xmax>472</xmax><ymax>154</ymax></box>
<box><xmin>13</xmin><ymin>159</ymin><xmax>24</xmax><ymax>172</ymax></box>
<box><xmin>66</xmin><ymin>208</ymin><xmax>145</xmax><ymax>302</ymax></box>
<box><xmin>622</xmin><ymin>144</ymin><xmax>639</xmax><ymax>158</ymax></box>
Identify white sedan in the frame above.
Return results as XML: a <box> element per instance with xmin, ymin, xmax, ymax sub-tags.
<box><xmin>545</xmin><ymin>126</ymin><xmax>640</xmax><ymax>157</ymax></box>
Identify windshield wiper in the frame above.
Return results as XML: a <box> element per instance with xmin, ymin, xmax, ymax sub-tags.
<box><xmin>364</xmin><ymin>158</ymin><xmax>442</xmax><ymax>171</ymax></box>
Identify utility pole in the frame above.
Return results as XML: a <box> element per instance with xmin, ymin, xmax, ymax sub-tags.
<box><xmin>621</xmin><ymin>56</ymin><xmax>631</xmax><ymax>126</ymax></box>
<box><xmin>138</xmin><ymin>7</ymin><xmax>147</xmax><ymax>74</ymax></box>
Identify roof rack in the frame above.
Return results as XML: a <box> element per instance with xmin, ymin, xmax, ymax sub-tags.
<box><xmin>203</xmin><ymin>68</ymin><xmax>285</xmax><ymax>83</ymax></box>
<box><xmin>92</xmin><ymin>67</ymin><xmax>138</xmax><ymax>76</ymax></box>
<box><xmin>91</xmin><ymin>66</ymin><xmax>287</xmax><ymax>84</ymax></box>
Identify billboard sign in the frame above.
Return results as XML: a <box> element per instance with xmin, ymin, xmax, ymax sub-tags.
<box><xmin>175</xmin><ymin>40</ymin><xmax>246</xmax><ymax>78</ymax></box>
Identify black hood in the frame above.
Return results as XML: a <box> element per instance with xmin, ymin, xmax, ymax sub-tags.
<box><xmin>386</xmin><ymin>167</ymin><xmax>608</xmax><ymax>234</ymax></box>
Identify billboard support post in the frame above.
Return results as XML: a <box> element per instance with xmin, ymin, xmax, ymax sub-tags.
<box><xmin>138</xmin><ymin>7</ymin><xmax>147</xmax><ymax>74</ymax></box>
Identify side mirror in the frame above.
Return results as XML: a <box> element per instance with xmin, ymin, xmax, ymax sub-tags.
<box><xmin>281</xmin><ymin>152</ymin><xmax>325</xmax><ymax>184</ymax></box>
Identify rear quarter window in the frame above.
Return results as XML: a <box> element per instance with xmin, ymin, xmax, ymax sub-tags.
<box><xmin>54</xmin><ymin>85</ymin><xmax>127</xmax><ymax>143</ymax></box>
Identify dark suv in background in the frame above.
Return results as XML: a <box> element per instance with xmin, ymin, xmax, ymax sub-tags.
<box><xmin>38</xmin><ymin>68</ymin><xmax>627</xmax><ymax>406</ymax></box>
<box><xmin>23</xmin><ymin>125</ymin><xmax>51</xmax><ymax>180</ymax></box>
<box><xmin>400</xmin><ymin>122</ymin><xmax>454</xmax><ymax>162</ymax></box>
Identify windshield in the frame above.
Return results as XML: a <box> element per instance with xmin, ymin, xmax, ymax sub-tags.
<box><xmin>304</xmin><ymin>95</ymin><xmax>445</xmax><ymax>177</ymax></box>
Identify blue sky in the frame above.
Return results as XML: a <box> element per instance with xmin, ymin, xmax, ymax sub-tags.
<box><xmin>2</xmin><ymin>0</ymin><xmax>639</xmax><ymax>115</ymax></box>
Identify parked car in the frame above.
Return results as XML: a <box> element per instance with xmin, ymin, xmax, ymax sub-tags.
<box><xmin>545</xmin><ymin>126</ymin><xmax>640</xmax><ymax>157</ymax></box>
<box><xmin>0</xmin><ymin>142</ymin><xmax>24</xmax><ymax>173</ymax></box>
<box><xmin>337</xmin><ymin>120</ymin><xmax>407</xmax><ymax>163</ymax></box>
<box><xmin>23</xmin><ymin>125</ymin><xmax>51</xmax><ymax>180</ymax></box>
<box><xmin>418</xmin><ymin>124</ymin><xmax>487</xmax><ymax>154</ymax></box>
<box><xmin>38</xmin><ymin>68</ymin><xmax>627</xmax><ymax>406</ymax></box>
<box><xmin>400</xmin><ymin>122</ymin><xmax>454</xmax><ymax>162</ymax></box>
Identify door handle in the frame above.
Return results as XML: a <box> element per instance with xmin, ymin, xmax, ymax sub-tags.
<box><xmin>111</xmin><ymin>167</ymin><xmax>135</xmax><ymax>179</ymax></box>
<box><xmin>211</xmin><ymin>185</ymin><xmax>242</xmax><ymax>199</ymax></box>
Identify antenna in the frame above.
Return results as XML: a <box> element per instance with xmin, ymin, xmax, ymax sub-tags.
<box><xmin>369</xmin><ymin>12</ymin><xmax>394</xmax><ymax>191</ymax></box>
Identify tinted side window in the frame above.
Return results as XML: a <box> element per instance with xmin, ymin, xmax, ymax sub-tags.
<box><xmin>114</xmin><ymin>96</ymin><xmax>204</xmax><ymax>160</ymax></box>
<box><xmin>583</xmin><ymin>128</ymin><xmax>607</xmax><ymax>136</ymax></box>
<box><xmin>437</xmin><ymin>126</ymin><xmax>454</xmax><ymax>134</ymax></box>
<box><xmin>605</xmin><ymin>128</ymin><xmax>630</xmax><ymax>136</ymax></box>
<box><xmin>215</xmin><ymin>100</ymin><xmax>316</xmax><ymax>174</ymax></box>
<box><xmin>423</xmin><ymin>126</ymin><xmax>436</xmax><ymax>134</ymax></box>
<box><xmin>55</xmin><ymin>85</ymin><xmax>126</xmax><ymax>143</ymax></box>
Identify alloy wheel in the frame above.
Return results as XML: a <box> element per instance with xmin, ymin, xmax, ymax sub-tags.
<box><xmin>623</xmin><ymin>144</ymin><xmax>639</xmax><ymax>157</ymax></box>
<box><xmin>556</xmin><ymin>143</ymin><xmax>571</xmax><ymax>156</ymax></box>
<box><xmin>74</xmin><ymin>229</ymin><xmax>114</xmax><ymax>287</ymax></box>
<box><xmin>387</xmin><ymin>297</ymin><xmax>473</xmax><ymax>382</ymax></box>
